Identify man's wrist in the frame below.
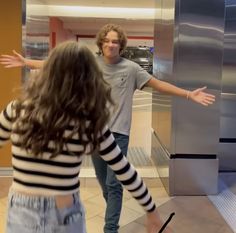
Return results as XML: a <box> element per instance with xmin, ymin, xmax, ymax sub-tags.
<box><xmin>22</xmin><ymin>58</ymin><xmax>27</xmax><ymax>67</ymax></box>
<box><xmin>186</xmin><ymin>90</ymin><xmax>190</xmax><ymax>100</ymax></box>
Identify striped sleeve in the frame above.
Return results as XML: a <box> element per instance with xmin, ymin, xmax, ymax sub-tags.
<box><xmin>0</xmin><ymin>101</ymin><xmax>14</xmax><ymax>147</ymax></box>
<box><xmin>98</xmin><ymin>126</ymin><xmax>156</xmax><ymax>212</ymax></box>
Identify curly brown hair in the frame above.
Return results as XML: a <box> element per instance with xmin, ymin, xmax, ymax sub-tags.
<box><xmin>13</xmin><ymin>41</ymin><xmax>114</xmax><ymax>157</ymax></box>
<box><xmin>96</xmin><ymin>24</ymin><xmax>127</xmax><ymax>55</ymax></box>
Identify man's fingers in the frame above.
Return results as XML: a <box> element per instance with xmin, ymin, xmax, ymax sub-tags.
<box><xmin>4</xmin><ymin>65</ymin><xmax>13</xmax><ymax>68</ymax></box>
<box><xmin>0</xmin><ymin>61</ymin><xmax>11</xmax><ymax>65</ymax></box>
<box><xmin>0</xmin><ymin>59</ymin><xmax>13</xmax><ymax>63</ymax></box>
<box><xmin>205</xmin><ymin>93</ymin><xmax>215</xmax><ymax>98</ymax></box>
<box><xmin>198</xmin><ymin>86</ymin><xmax>207</xmax><ymax>92</ymax></box>
<box><xmin>204</xmin><ymin>99</ymin><xmax>213</xmax><ymax>105</ymax></box>
<box><xmin>13</xmin><ymin>50</ymin><xmax>22</xmax><ymax>58</ymax></box>
<box><xmin>0</xmin><ymin>62</ymin><xmax>21</xmax><ymax>68</ymax></box>
<box><xmin>205</xmin><ymin>97</ymin><xmax>215</xmax><ymax>102</ymax></box>
<box><xmin>0</xmin><ymin>55</ymin><xmax>15</xmax><ymax>59</ymax></box>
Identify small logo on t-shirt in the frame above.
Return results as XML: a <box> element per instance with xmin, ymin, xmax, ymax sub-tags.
<box><xmin>119</xmin><ymin>73</ymin><xmax>128</xmax><ymax>87</ymax></box>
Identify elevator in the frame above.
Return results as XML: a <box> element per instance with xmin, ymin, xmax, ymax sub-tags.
<box><xmin>151</xmin><ymin>0</ymin><xmax>236</xmax><ymax>195</ymax></box>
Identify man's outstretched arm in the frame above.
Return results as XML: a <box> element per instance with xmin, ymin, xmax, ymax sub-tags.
<box><xmin>0</xmin><ymin>50</ymin><xmax>44</xmax><ymax>69</ymax></box>
<box><xmin>146</xmin><ymin>77</ymin><xmax>215</xmax><ymax>106</ymax></box>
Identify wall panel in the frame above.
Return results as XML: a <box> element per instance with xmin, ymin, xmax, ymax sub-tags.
<box><xmin>0</xmin><ymin>1</ymin><xmax>23</xmax><ymax>167</ymax></box>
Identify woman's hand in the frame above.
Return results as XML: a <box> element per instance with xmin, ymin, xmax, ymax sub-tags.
<box><xmin>0</xmin><ymin>50</ymin><xmax>25</xmax><ymax>68</ymax></box>
<box><xmin>146</xmin><ymin>210</ymin><xmax>173</xmax><ymax>233</ymax></box>
<box><xmin>189</xmin><ymin>86</ymin><xmax>215</xmax><ymax>106</ymax></box>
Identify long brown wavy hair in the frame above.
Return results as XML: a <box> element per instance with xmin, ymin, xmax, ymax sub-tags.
<box><xmin>13</xmin><ymin>41</ymin><xmax>114</xmax><ymax>157</ymax></box>
<box><xmin>96</xmin><ymin>23</ymin><xmax>127</xmax><ymax>55</ymax></box>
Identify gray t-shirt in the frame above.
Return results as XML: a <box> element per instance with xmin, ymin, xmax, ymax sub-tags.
<box><xmin>96</xmin><ymin>56</ymin><xmax>152</xmax><ymax>136</ymax></box>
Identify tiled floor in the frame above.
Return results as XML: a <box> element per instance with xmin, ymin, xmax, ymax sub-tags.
<box><xmin>0</xmin><ymin>174</ymin><xmax>235</xmax><ymax>233</ymax></box>
<box><xmin>0</xmin><ymin>176</ymin><xmax>166</xmax><ymax>233</ymax></box>
<box><xmin>0</xmin><ymin>89</ymin><xmax>236</xmax><ymax>232</ymax></box>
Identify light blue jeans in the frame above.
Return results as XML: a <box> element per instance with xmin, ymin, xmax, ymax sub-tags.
<box><xmin>6</xmin><ymin>191</ymin><xmax>86</xmax><ymax>233</ymax></box>
<box><xmin>92</xmin><ymin>132</ymin><xmax>129</xmax><ymax>233</ymax></box>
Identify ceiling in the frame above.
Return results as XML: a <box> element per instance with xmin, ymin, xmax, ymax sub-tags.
<box><xmin>27</xmin><ymin>0</ymin><xmax>156</xmax><ymax>36</ymax></box>
<box><xmin>30</xmin><ymin>0</ymin><xmax>155</xmax><ymax>8</ymax></box>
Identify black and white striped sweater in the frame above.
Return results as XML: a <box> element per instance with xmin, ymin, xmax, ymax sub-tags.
<box><xmin>0</xmin><ymin>101</ymin><xmax>156</xmax><ymax>212</ymax></box>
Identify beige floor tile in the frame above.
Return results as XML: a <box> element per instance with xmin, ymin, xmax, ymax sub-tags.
<box><xmin>154</xmin><ymin>197</ymin><xmax>172</xmax><ymax>208</ymax></box>
<box><xmin>84</xmin><ymin>177</ymin><xmax>100</xmax><ymax>187</ymax></box>
<box><xmin>215</xmin><ymin>226</ymin><xmax>234</xmax><ymax>233</ymax></box>
<box><xmin>80</xmin><ymin>187</ymin><xmax>102</xmax><ymax>202</ymax></box>
<box><xmin>1</xmin><ymin>174</ymin><xmax>235</xmax><ymax>233</ymax></box>
<box><xmin>84</xmin><ymin>200</ymin><xmax>104</xmax><ymax>219</ymax></box>
<box><xmin>79</xmin><ymin>177</ymin><xmax>86</xmax><ymax>187</ymax></box>
<box><xmin>143</xmin><ymin>177</ymin><xmax>163</xmax><ymax>188</ymax></box>
<box><xmin>149</xmin><ymin>187</ymin><xmax>170</xmax><ymax>198</ymax></box>
<box><xmin>86</xmin><ymin>194</ymin><xmax>106</xmax><ymax>209</ymax></box>
<box><xmin>173</xmin><ymin>218</ymin><xmax>223</xmax><ymax>233</ymax></box>
<box><xmin>86</xmin><ymin>216</ymin><xmax>104</xmax><ymax>233</ymax></box>
<box><xmin>119</xmin><ymin>207</ymin><xmax>144</xmax><ymax>227</ymax></box>
<box><xmin>81</xmin><ymin>186</ymin><xmax>102</xmax><ymax>197</ymax></box>
<box><xmin>119</xmin><ymin>221</ymin><xmax>146</xmax><ymax>233</ymax></box>
<box><xmin>123</xmin><ymin>198</ymin><xmax>145</xmax><ymax>214</ymax></box>
<box><xmin>98</xmin><ymin>206</ymin><xmax>143</xmax><ymax>227</ymax></box>
<box><xmin>150</xmin><ymin>195</ymin><xmax>233</xmax><ymax>233</ymax></box>
<box><xmin>123</xmin><ymin>189</ymin><xmax>133</xmax><ymax>201</ymax></box>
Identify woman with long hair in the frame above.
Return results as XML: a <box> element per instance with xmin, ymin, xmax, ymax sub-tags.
<box><xmin>0</xmin><ymin>41</ymin><xmax>172</xmax><ymax>233</ymax></box>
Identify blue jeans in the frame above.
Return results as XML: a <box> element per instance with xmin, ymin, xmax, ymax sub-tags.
<box><xmin>92</xmin><ymin>132</ymin><xmax>129</xmax><ymax>233</ymax></box>
<box><xmin>6</xmin><ymin>191</ymin><xmax>86</xmax><ymax>233</ymax></box>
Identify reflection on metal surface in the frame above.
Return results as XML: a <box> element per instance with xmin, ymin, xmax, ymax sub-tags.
<box><xmin>176</xmin><ymin>0</ymin><xmax>224</xmax><ymax>90</ymax></box>
<box><xmin>26</xmin><ymin>0</ymin><xmax>49</xmax><ymax>59</ymax></box>
<box><xmin>152</xmin><ymin>0</ymin><xmax>223</xmax><ymax>154</ymax></box>
<box><xmin>23</xmin><ymin>1</ymin><xmax>49</xmax><ymax>82</ymax></box>
<box><xmin>25</xmin><ymin>16</ymin><xmax>49</xmax><ymax>60</ymax></box>
<box><xmin>152</xmin><ymin>94</ymin><xmax>172</xmax><ymax>150</ymax></box>
<box><xmin>169</xmin><ymin>158</ymin><xmax>219</xmax><ymax>195</ymax></box>
<box><xmin>152</xmin><ymin>0</ymin><xmax>224</xmax><ymax>195</ymax></box>
<box><xmin>152</xmin><ymin>0</ymin><xmax>174</xmax><ymax>154</ymax></box>
<box><xmin>151</xmin><ymin>131</ymin><xmax>170</xmax><ymax>194</ymax></box>
<box><xmin>219</xmin><ymin>0</ymin><xmax>236</xmax><ymax>171</ymax></box>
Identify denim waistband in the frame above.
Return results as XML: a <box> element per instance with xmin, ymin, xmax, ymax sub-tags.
<box><xmin>8</xmin><ymin>191</ymin><xmax>80</xmax><ymax>211</ymax></box>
